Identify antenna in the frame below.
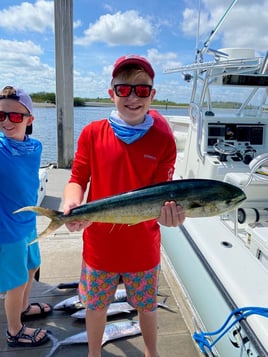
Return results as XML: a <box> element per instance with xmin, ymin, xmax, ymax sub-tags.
<box><xmin>199</xmin><ymin>0</ymin><xmax>238</xmax><ymax>60</ymax></box>
<box><xmin>194</xmin><ymin>0</ymin><xmax>201</xmax><ymax>63</ymax></box>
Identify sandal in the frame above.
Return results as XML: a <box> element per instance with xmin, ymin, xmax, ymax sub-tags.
<box><xmin>21</xmin><ymin>302</ymin><xmax>52</xmax><ymax>321</ymax></box>
<box><xmin>6</xmin><ymin>325</ymin><xmax>49</xmax><ymax>347</ymax></box>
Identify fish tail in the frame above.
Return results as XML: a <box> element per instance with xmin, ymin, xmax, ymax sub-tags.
<box><xmin>14</xmin><ymin>206</ymin><xmax>64</xmax><ymax>243</ymax></box>
<box><xmin>45</xmin><ymin>332</ymin><xmax>60</xmax><ymax>357</ymax></box>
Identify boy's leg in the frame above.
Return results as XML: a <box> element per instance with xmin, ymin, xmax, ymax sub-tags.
<box><xmin>22</xmin><ymin>268</ymin><xmax>37</xmax><ymax>310</ymax></box>
<box><xmin>86</xmin><ymin>307</ymin><xmax>108</xmax><ymax>357</ymax></box>
<box><xmin>79</xmin><ymin>260</ymin><xmax>120</xmax><ymax>357</ymax></box>
<box><xmin>5</xmin><ymin>285</ymin><xmax>47</xmax><ymax>343</ymax></box>
<box><xmin>5</xmin><ymin>284</ymin><xmax>25</xmax><ymax>335</ymax></box>
<box><xmin>122</xmin><ymin>264</ymin><xmax>160</xmax><ymax>357</ymax></box>
<box><xmin>139</xmin><ymin>310</ymin><xmax>158</xmax><ymax>357</ymax></box>
<box><xmin>21</xmin><ymin>242</ymin><xmax>51</xmax><ymax>315</ymax></box>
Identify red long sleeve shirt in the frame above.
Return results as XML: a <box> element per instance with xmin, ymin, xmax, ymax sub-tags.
<box><xmin>69</xmin><ymin>110</ymin><xmax>176</xmax><ymax>272</ymax></box>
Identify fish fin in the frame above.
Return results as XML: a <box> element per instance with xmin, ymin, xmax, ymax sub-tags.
<box><xmin>29</xmin><ymin>219</ymin><xmax>64</xmax><ymax>244</ymax></box>
<box><xmin>14</xmin><ymin>206</ymin><xmax>65</xmax><ymax>243</ymax></box>
<box><xmin>157</xmin><ymin>301</ymin><xmax>178</xmax><ymax>313</ymax></box>
<box><xmin>14</xmin><ymin>206</ymin><xmax>62</xmax><ymax>218</ymax></box>
<box><xmin>45</xmin><ymin>332</ymin><xmax>60</xmax><ymax>357</ymax></box>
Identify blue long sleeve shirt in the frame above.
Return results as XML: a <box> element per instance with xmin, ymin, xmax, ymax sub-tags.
<box><xmin>0</xmin><ymin>133</ymin><xmax>42</xmax><ymax>244</ymax></box>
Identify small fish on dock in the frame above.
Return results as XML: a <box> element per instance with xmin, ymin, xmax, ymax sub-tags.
<box><xmin>53</xmin><ymin>295</ymin><xmax>83</xmax><ymax>312</ymax></box>
<box><xmin>42</xmin><ymin>280</ymin><xmax>79</xmax><ymax>294</ymax></box>
<box><xmin>46</xmin><ymin>320</ymin><xmax>141</xmax><ymax>357</ymax></box>
<box><xmin>54</xmin><ymin>287</ymin><xmax>128</xmax><ymax>311</ymax></box>
<box><xmin>71</xmin><ymin>301</ymin><xmax>135</xmax><ymax>319</ymax></box>
<box><xmin>71</xmin><ymin>297</ymin><xmax>178</xmax><ymax>319</ymax></box>
<box><xmin>14</xmin><ymin>179</ymin><xmax>246</xmax><ymax>241</ymax></box>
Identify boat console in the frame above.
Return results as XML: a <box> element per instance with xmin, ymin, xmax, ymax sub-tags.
<box><xmin>196</xmin><ymin>114</ymin><xmax>268</xmax><ymax>179</ymax></box>
<box><xmin>206</xmin><ymin>122</ymin><xmax>265</xmax><ymax>155</ymax></box>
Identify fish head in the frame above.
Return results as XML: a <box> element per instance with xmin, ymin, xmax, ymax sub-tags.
<box><xmin>181</xmin><ymin>179</ymin><xmax>247</xmax><ymax>217</ymax></box>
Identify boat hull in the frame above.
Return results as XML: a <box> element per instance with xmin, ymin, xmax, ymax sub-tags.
<box><xmin>161</xmin><ymin>219</ymin><xmax>268</xmax><ymax>357</ymax></box>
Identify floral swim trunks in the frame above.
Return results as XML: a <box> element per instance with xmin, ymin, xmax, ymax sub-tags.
<box><xmin>79</xmin><ymin>259</ymin><xmax>160</xmax><ymax>312</ymax></box>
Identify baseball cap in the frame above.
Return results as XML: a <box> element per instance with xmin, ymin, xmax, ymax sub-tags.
<box><xmin>0</xmin><ymin>86</ymin><xmax>33</xmax><ymax>114</ymax></box>
<box><xmin>112</xmin><ymin>55</ymin><xmax>155</xmax><ymax>79</ymax></box>
<box><xmin>0</xmin><ymin>86</ymin><xmax>33</xmax><ymax>134</ymax></box>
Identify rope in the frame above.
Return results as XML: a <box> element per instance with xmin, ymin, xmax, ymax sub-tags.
<box><xmin>193</xmin><ymin>306</ymin><xmax>268</xmax><ymax>354</ymax></box>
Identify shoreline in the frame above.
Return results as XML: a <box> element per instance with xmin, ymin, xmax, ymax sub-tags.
<box><xmin>33</xmin><ymin>101</ymin><xmax>188</xmax><ymax>109</ymax></box>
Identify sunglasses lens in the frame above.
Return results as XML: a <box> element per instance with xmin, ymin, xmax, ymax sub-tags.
<box><xmin>9</xmin><ymin>113</ymin><xmax>24</xmax><ymax>123</ymax></box>
<box><xmin>0</xmin><ymin>112</ymin><xmax>24</xmax><ymax>123</ymax></box>
<box><xmin>135</xmin><ymin>85</ymin><xmax>152</xmax><ymax>97</ymax></box>
<box><xmin>114</xmin><ymin>85</ymin><xmax>152</xmax><ymax>98</ymax></box>
<box><xmin>0</xmin><ymin>112</ymin><xmax>5</xmax><ymax>121</ymax></box>
<box><xmin>115</xmin><ymin>85</ymin><xmax>132</xmax><ymax>97</ymax></box>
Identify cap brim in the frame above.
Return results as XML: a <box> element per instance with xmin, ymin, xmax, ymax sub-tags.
<box><xmin>112</xmin><ymin>58</ymin><xmax>154</xmax><ymax>79</ymax></box>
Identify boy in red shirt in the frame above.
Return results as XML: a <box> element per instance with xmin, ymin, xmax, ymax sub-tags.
<box><xmin>63</xmin><ymin>55</ymin><xmax>184</xmax><ymax>357</ymax></box>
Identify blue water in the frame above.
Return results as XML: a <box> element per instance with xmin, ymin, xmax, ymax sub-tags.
<box><xmin>32</xmin><ymin>106</ymin><xmax>188</xmax><ymax>166</ymax></box>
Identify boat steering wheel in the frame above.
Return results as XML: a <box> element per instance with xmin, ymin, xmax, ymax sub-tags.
<box><xmin>213</xmin><ymin>141</ymin><xmax>238</xmax><ymax>156</ymax></box>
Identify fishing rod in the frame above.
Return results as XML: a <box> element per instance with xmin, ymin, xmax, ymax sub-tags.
<box><xmin>165</xmin><ymin>0</ymin><xmax>239</xmax><ymax>73</ymax></box>
<box><xmin>198</xmin><ymin>0</ymin><xmax>239</xmax><ymax>61</ymax></box>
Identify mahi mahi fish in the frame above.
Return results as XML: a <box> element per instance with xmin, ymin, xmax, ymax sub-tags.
<box><xmin>14</xmin><ymin>179</ymin><xmax>246</xmax><ymax>240</ymax></box>
<box><xmin>46</xmin><ymin>320</ymin><xmax>141</xmax><ymax>357</ymax></box>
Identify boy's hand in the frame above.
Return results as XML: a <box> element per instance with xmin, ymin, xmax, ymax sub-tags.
<box><xmin>158</xmin><ymin>201</ymin><xmax>185</xmax><ymax>227</ymax></box>
<box><xmin>63</xmin><ymin>203</ymin><xmax>92</xmax><ymax>232</ymax></box>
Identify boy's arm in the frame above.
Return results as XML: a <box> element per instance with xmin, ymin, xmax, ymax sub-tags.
<box><xmin>63</xmin><ymin>182</ymin><xmax>91</xmax><ymax>232</ymax></box>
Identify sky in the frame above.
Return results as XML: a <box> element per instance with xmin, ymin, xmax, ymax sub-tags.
<box><xmin>0</xmin><ymin>0</ymin><xmax>268</xmax><ymax>103</ymax></box>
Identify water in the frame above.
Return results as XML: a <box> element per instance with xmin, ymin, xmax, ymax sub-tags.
<box><xmin>32</xmin><ymin>106</ymin><xmax>188</xmax><ymax>166</ymax></box>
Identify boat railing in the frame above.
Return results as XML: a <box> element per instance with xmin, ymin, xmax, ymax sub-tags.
<box><xmin>246</xmin><ymin>152</ymin><xmax>268</xmax><ymax>185</ymax></box>
<box><xmin>189</xmin><ymin>102</ymin><xmax>204</xmax><ymax>162</ymax></box>
<box><xmin>164</xmin><ymin>56</ymin><xmax>261</xmax><ymax>76</ymax></box>
<box><xmin>222</xmin><ymin>153</ymin><xmax>268</xmax><ymax>239</ymax></box>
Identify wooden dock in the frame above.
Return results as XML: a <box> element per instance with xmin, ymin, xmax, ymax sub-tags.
<box><xmin>0</xmin><ymin>168</ymin><xmax>201</xmax><ymax>357</ymax></box>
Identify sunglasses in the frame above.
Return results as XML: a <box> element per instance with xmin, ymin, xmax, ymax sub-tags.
<box><xmin>113</xmin><ymin>84</ymin><xmax>152</xmax><ymax>98</ymax></box>
<box><xmin>0</xmin><ymin>111</ymin><xmax>32</xmax><ymax>123</ymax></box>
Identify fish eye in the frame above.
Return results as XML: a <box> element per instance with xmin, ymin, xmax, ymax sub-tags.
<box><xmin>169</xmin><ymin>192</ymin><xmax>176</xmax><ymax>199</ymax></box>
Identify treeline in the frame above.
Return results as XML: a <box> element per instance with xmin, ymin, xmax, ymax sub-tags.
<box><xmin>30</xmin><ymin>92</ymin><xmax>86</xmax><ymax>107</ymax></box>
<box><xmin>30</xmin><ymin>92</ymin><xmax>244</xmax><ymax>109</ymax></box>
<box><xmin>29</xmin><ymin>92</ymin><xmax>184</xmax><ymax>107</ymax></box>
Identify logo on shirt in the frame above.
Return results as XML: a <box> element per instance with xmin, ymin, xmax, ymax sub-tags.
<box><xmin>144</xmin><ymin>154</ymin><xmax>156</xmax><ymax>160</ymax></box>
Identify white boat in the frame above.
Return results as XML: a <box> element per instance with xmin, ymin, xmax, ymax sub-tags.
<box><xmin>37</xmin><ymin>167</ymin><xmax>48</xmax><ymax>206</ymax></box>
<box><xmin>160</xmin><ymin>3</ymin><xmax>268</xmax><ymax>357</ymax></box>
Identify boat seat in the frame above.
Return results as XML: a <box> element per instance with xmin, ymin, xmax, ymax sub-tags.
<box><xmin>225</xmin><ymin>153</ymin><xmax>268</xmax><ymax>202</ymax></box>
<box><xmin>173</xmin><ymin>130</ymin><xmax>188</xmax><ymax>159</ymax></box>
<box><xmin>224</xmin><ymin>172</ymin><xmax>268</xmax><ymax>202</ymax></box>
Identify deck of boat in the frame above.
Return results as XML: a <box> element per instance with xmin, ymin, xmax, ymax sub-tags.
<box><xmin>0</xmin><ymin>168</ymin><xmax>201</xmax><ymax>357</ymax></box>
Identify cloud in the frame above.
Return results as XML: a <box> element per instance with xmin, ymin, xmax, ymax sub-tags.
<box><xmin>75</xmin><ymin>10</ymin><xmax>154</xmax><ymax>46</ymax></box>
<box><xmin>181</xmin><ymin>0</ymin><xmax>268</xmax><ymax>53</ymax></box>
<box><xmin>0</xmin><ymin>39</ymin><xmax>55</xmax><ymax>93</ymax></box>
<box><xmin>0</xmin><ymin>39</ymin><xmax>43</xmax><ymax>55</ymax></box>
<box><xmin>74</xmin><ymin>20</ymin><xmax>83</xmax><ymax>29</ymax></box>
<box><xmin>220</xmin><ymin>3</ymin><xmax>268</xmax><ymax>52</ymax></box>
<box><xmin>0</xmin><ymin>0</ymin><xmax>54</xmax><ymax>32</ymax></box>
